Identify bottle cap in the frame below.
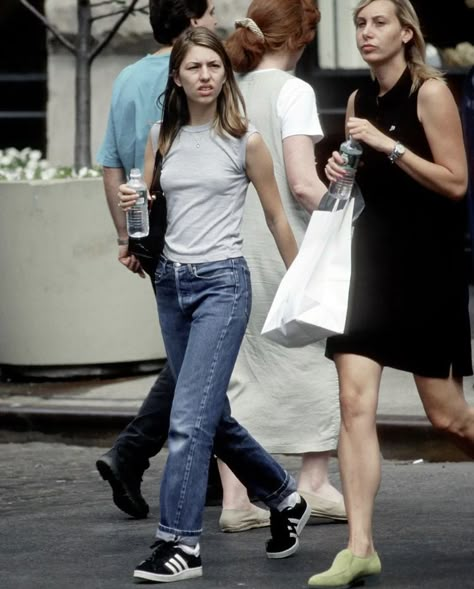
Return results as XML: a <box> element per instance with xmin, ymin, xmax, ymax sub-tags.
<box><xmin>341</xmin><ymin>137</ymin><xmax>362</xmax><ymax>157</ymax></box>
<box><xmin>129</xmin><ymin>168</ymin><xmax>141</xmax><ymax>178</ymax></box>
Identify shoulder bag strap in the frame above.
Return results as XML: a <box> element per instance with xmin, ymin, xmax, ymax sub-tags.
<box><xmin>149</xmin><ymin>122</ymin><xmax>163</xmax><ymax>198</ymax></box>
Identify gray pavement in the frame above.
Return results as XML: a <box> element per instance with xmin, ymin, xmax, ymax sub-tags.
<box><xmin>1</xmin><ymin>291</ymin><xmax>474</xmax><ymax>586</ymax></box>
<box><xmin>1</xmin><ymin>442</ymin><xmax>473</xmax><ymax>589</ymax></box>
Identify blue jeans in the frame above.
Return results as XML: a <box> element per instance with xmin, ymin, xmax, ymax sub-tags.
<box><xmin>154</xmin><ymin>257</ymin><xmax>295</xmax><ymax>542</ymax></box>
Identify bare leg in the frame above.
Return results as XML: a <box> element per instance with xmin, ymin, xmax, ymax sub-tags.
<box><xmin>297</xmin><ymin>451</ymin><xmax>346</xmax><ymax>521</ymax></box>
<box><xmin>307</xmin><ymin>354</ymin><xmax>383</xmax><ymax>587</ymax></box>
<box><xmin>216</xmin><ymin>459</ymin><xmax>270</xmax><ymax>532</ymax></box>
<box><xmin>297</xmin><ymin>451</ymin><xmax>344</xmax><ymax>503</ymax></box>
<box><xmin>218</xmin><ymin>459</ymin><xmax>253</xmax><ymax>510</ymax></box>
<box><xmin>415</xmin><ymin>374</ymin><xmax>474</xmax><ymax>459</ymax></box>
<box><xmin>336</xmin><ymin>354</ymin><xmax>382</xmax><ymax>557</ymax></box>
<box><xmin>219</xmin><ymin>452</ymin><xmax>343</xmax><ymax>508</ymax></box>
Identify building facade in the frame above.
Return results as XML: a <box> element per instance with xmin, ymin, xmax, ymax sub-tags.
<box><xmin>3</xmin><ymin>0</ymin><xmax>473</xmax><ymax>164</ymax></box>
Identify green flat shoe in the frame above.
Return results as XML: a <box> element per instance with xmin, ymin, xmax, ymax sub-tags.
<box><xmin>308</xmin><ymin>548</ymin><xmax>381</xmax><ymax>588</ymax></box>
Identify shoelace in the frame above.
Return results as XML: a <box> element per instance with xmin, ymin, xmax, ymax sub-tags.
<box><xmin>140</xmin><ymin>541</ymin><xmax>188</xmax><ymax>573</ymax></box>
<box><xmin>149</xmin><ymin>539</ymin><xmax>172</xmax><ymax>551</ymax></box>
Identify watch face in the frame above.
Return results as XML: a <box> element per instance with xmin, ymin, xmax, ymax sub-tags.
<box><xmin>395</xmin><ymin>143</ymin><xmax>405</xmax><ymax>156</ymax></box>
<box><xmin>388</xmin><ymin>142</ymin><xmax>405</xmax><ymax>163</ymax></box>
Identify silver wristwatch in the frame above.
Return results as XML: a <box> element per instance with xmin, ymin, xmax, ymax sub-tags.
<box><xmin>388</xmin><ymin>141</ymin><xmax>406</xmax><ymax>164</ymax></box>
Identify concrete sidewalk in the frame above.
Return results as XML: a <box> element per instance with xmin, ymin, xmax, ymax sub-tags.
<box><xmin>0</xmin><ymin>365</ymin><xmax>473</xmax><ymax>460</ymax></box>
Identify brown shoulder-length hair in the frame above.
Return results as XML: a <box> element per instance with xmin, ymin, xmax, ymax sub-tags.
<box><xmin>158</xmin><ymin>27</ymin><xmax>248</xmax><ymax>155</ymax></box>
<box><xmin>225</xmin><ymin>0</ymin><xmax>320</xmax><ymax>74</ymax></box>
<box><xmin>354</xmin><ymin>0</ymin><xmax>445</xmax><ymax>93</ymax></box>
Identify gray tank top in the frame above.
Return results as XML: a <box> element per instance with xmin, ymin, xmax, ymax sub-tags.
<box><xmin>155</xmin><ymin>121</ymin><xmax>257</xmax><ymax>263</ymax></box>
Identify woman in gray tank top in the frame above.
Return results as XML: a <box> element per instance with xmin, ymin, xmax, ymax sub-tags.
<box><xmin>118</xmin><ymin>27</ymin><xmax>311</xmax><ymax>585</ymax></box>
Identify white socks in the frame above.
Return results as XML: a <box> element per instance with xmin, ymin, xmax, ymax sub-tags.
<box><xmin>277</xmin><ymin>491</ymin><xmax>300</xmax><ymax>512</ymax></box>
<box><xmin>178</xmin><ymin>543</ymin><xmax>200</xmax><ymax>557</ymax></box>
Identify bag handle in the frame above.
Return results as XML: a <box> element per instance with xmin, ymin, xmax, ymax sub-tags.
<box><xmin>149</xmin><ymin>121</ymin><xmax>163</xmax><ymax>199</ymax></box>
<box><xmin>150</xmin><ymin>149</ymin><xmax>163</xmax><ymax>199</ymax></box>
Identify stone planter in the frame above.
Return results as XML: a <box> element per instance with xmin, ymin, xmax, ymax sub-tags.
<box><xmin>0</xmin><ymin>178</ymin><xmax>165</xmax><ymax>374</ymax></box>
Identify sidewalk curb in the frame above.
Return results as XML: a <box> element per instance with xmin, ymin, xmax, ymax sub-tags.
<box><xmin>0</xmin><ymin>406</ymin><xmax>132</xmax><ymax>446</ymax></box>
<box><xmin>375</xmin><ymin>415</ymin><xmax>468</xmax><ymax>461</ymax></box>
<box><xmin>0</xmin><ymin>406</ymin><xmax>469</xmax><ymax>461</ymax></box>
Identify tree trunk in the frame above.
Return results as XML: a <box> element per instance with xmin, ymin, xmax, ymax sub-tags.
<box><xmin>75</xmin><ymin>0</ymin><xmax>92</xmax><ymax>169</ymax></box>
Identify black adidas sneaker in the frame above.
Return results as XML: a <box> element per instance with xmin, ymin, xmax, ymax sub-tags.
<box><xmin>266</xmin><ymin>495</ymin><xmax>311</xmax><ymax>559</ymax></box>
<box><xmin>134</xmin><ymin>540</ymin><xmax>203</xmax><ymax>583</ymax></box>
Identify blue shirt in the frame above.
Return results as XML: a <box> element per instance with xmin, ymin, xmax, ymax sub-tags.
<box><xmin>96</xmin><ymin>53</ymin><xmax>170</xmax><ymax>176</ymax></box>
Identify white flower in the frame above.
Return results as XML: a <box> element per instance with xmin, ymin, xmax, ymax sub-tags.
<box><xmin>25</xmin><ymin>160</ymin><xmax>38</xmax><ymax>171</ymax></box>
<box><xmin>29</xmin><ymin>150</ymin><xmax>42</xmax><ymax>162</ymax></box>
<box><xmin>38</xmin><ymin>159</ymin><xmax>50</xmax><ymax>170</ymax></box>
<box><xmin>6</xmin><ymin>147</ymin><xmax>20</xmax><ymax>159</ymax></box>
<box><xmin>20</xmin><ymin>147</ymin><xmax>31</xmax><ymax>161</ymax></box>
<box><xmin>41</xmin><ymin>168</ymin><xmax>57</xmax><ymax>181</ymax></box>
<box><xmin>0</xmin><ymin>146</ymin><xmax>102</xmax><ymax>182</ymax></box>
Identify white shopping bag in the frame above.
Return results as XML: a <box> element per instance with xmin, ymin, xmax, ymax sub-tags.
<box><xmin>261</xmin><ymin>197</ymin><xmax>354</xmax><ymax>347</ymax></box>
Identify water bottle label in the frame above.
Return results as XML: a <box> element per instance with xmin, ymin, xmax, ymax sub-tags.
<box><xmin>341</xmin><ymin>151</ymin><xmax>360</xmax><ymax>170</ymax></box>
<box><xmin>340</xmin><ymin>138</ymin><xmax>362</xmax><ymax>170</ymax></box>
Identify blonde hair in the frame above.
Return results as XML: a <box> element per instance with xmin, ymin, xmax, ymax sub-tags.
<box><xmin>158</xmin><ymin>28</ymin><xmax>248</xmax><ymax>155</ymax></box>
<box><xmin>354</xmin><ymin>0</ymin><xmax>445</xmax><ymax>93</ymax></box>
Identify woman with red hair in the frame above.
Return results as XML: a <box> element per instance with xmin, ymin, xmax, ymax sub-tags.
<box><xmin>216</xmin><ymin>0</ymin><xmax>346</xmax><ymax>535</ymax></box>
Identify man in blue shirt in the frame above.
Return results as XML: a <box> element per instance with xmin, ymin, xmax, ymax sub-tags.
<box><xmin>96</xmin><ymin>0</ymin><xmax>217</xmax><ymax>519</ymax></box>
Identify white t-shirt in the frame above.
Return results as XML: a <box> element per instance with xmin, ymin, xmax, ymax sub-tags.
<box><xmin>277</xmin><ymin>77</ymin><xmax>324</xmax><ymax>143</ymax></box>
<box><xmin>245</xmin><ymin>70</ymin><xmax>323</xmax><ymax>143</ymax></box>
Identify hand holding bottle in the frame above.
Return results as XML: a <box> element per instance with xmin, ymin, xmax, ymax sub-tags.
<box><xmin>326</xmin><ymin>137</ymin><xmax>362</xmax><ymax>201</ymax></box>
<box><xmin>325</xmin><ymin>151</ymin><xmax>348</xmax><ymax>182</ymax></box>
<box><xmin>118</xmin><ymin>183</ymin><xmax>141</xmax><ymax>211</ymax></box>
<box><xmin>117</xmin><ymin>168</ymin><xmax>151</xmax><ymax>238</ymax></box>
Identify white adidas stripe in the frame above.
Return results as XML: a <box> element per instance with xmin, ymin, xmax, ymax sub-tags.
<box><xmin>287</xmin><ymin>516</ymin><xmax>299</xmax><ymax>536</ymax></box>
<box><xmin>164</xmin><ymin>553</ymin><xmax>189</xmax><ymax>574</ymax></box>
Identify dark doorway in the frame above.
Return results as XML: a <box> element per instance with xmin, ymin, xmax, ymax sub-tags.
<box><xmin>0</xmin><ymin>0</ymin><xmax>47</xmax><ymax>152</ymax></box>
<box><xmin>411</xmin><ymin>0</ymin><xmax>474</xmax><ymax>48</ymax></box>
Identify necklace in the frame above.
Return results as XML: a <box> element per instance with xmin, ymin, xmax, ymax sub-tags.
<box><xmin>193</xmin><ymin>130</ymin><xmax>207</xmax><ymax>149</ymax></box>
<box><xmin>185</xmin><ymin>123</ymin><xmax>211</xmax><ymax>149</ymax></box>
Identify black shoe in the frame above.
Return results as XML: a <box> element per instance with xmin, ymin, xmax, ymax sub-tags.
<box><xmin>265</xmin><ymin>495</ymin><xmax>311</xmax><ymax>559</ymax></box>
<box><xmin>96</xmin><ymin>449</ymin><xmax>149</xmax><ymax>519</ymax></box>
<box><xmin>134</xmin><ymin>541</ymin><xmax>203</xmax><ymax>583</ymax></box>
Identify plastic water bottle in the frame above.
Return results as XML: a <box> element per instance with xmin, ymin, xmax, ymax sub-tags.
<box><xmin>327</xmin><ymin>136</ymin><xmax>363</xmax><ymax>201</ymax></box>
<box><xmin>126</xmin><ymin>168</ymin><xmax>149</xmax><ymax>238</ymax></box>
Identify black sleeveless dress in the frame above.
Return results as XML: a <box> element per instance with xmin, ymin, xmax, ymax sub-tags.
<box><xmin>326</xmin><ymin>68</ymin><xmax>472</xmax><ymax>378</ymax></box>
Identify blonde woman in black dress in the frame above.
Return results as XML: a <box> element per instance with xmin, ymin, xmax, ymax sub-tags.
<box><xmin>309</xmin><ymin>0</ymin><xmax>474</xmax><ymax>587</ymax></box>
